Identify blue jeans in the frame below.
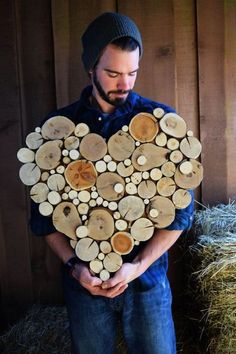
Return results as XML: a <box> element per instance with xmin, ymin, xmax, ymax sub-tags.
<box><xmin>63</xmin><ymin>264</ymin><xmax>176</xmax><ymax>354</ymax></box>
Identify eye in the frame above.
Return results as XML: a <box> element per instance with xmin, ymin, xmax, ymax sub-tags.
<box><xmin>129</xmin><ymin>72</ymin><xmax>137</xmax><ymax>77</ymax></box>
<box><xmin>108</xmin><ymin>72</ymin><xmax>118</xmax><ymax>78</ymax></box>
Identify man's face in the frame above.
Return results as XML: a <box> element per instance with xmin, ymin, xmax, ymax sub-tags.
<box><xmin>90</xmin><ymin>44</ymin><xmax>139</xmax><ymax>112</ymax></box>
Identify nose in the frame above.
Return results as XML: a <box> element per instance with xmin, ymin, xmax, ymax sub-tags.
<box><xmin>117</xmin><ymin>75</ymin><xmax>130</xmax><ymax>91</ymax></box>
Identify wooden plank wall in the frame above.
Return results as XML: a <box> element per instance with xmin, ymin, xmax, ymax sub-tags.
<box><xmin>0</xmin><ymin>0</ymin><xmax>235</xmax><ymax>327</ymax></box>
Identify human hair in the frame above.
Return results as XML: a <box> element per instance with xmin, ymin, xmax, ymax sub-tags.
<box><xmin>111</xmin><ymin>36</ymin><xmax>139</xmax><ymax>53</ymax></box>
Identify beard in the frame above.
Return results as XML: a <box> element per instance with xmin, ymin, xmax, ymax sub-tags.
<box><xmin>93</xmin><ymin>71</ymin><xmax>131</xmax><ymax>107</ymax></box>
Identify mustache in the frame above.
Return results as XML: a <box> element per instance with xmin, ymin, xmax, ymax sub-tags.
<box><xmin>108</xmin><ymin>90</ymin><xmax>131</xmax><ymax>95</ymax></box>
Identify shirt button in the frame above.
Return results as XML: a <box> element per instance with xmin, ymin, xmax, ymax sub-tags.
<box><xmin>98</xmin><ymin>117</ymin><xmax>102</xmax><ymax>121</ymax></box>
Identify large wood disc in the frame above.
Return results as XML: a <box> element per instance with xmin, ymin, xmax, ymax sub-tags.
<box><xmin>118</xmin><ymin>196</ymin><xmax>145</xmax><ymax>221</ymax></box>
<box><xmin>65</xmin><ymin>160</ymin><xmax>97</xmax><ymax>191</ymax></box>
<box><xmin>52</xmin><ymin>202</ymin><xmax>82</xmax><ymax>240</ymax></box>
<box><xmin>19</xmin><ymin>162</ymin><xmax>41</xmax><ymax>186</ymax></box>
<box><xmin>80</xmin><ymin>133</ymin><xmax>107</xmax><ymax>161</ymax></box>
<box><xmin>174</xmin><ymin>159</ymin><xmax>203</xmax><ymax>189</ymax></box>
<box><xmin>103</xmin><ymin>252</ymin><xmax>122</xmax><ymax>272</ymax></box>
<box><xmin>75</xmin><ymin>237</ymin><xmax>99</xmax><ymax>262</ymax></box>
<box><xmin>132</xmin><ymin>143</ymin><xmax>170</xmax><ymax>171</ymax></box>
<box><xmin>129</xmin><ymin>113</ymin><xmax>159</xmax><ymax>142</ymax></box>
<box><xmin>180</xmin><ymin>136</ymin><xmax>202</xmax><ymax>159</ymax></box>
<box><xmin>160</xmin><ymin>113</ymin><xmax>187</xmax><ymax>138</ymax></box>
<box><xmin>87</xmin><ymin>209</ymin><xmax>114</xmax><ymax>241</ymax></box>
<box><xmin>156</xmin><ymin>177</ymin><xmax>176</xmax><ymax>197</ymax></box>
<box><xmin>96</xmin><ymin>172</ymin><xmax>125</xmax><ymax>201</ymax></box>
<box><xmin>137</xmin><ymin>180</ymin><xmax>156</xmax><ymax>199</ymax></box>
<box><xmin>35</xmin><ymin>140</ymin><xmax>62</xmax><ymax>170</ymax></box>
<box><xmin>111</xmin><ymin>232</ymin><xmax>134</xmax><ymax>255</ymax></box>
<box><xmin>108</xmin><ymin>130</ymin><xmax>135</xmax><ymax>161</ymax></box>
<box><xmin>147</xmin><ymin>196</ymin><xmax>175</xmax><ymax>228</ymax></box>
<box><xmin>130</xmin><ymin>218</ymin><xmax>154</xmax><ymax>241</ymax></box>
<box><xmin>30</xmin><ymin>182</ymin><xmax>49</xmax><ymax>203</ymax></box>
<box><xmin>172</xmin><ymin>189</ymin><xmax>192</xmax><ymax>209</ymax></box>
<box><xmin>41</xmin><ymin>116</ymin><xmax>75</xmax><ymax>140</ymax></box>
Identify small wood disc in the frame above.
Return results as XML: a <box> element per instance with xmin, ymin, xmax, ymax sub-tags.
<box><xmin>64</xmin><ymin>136</ymin><xmax>80</xmax><ymax>150</ymax></box>
<box><xmin>69</xmin><ymin>149</ymin><xmax>80</xmax><ymax>160</ymax></box>
<box><xmin>52</xmin><ymin>201</ymin><xmax>81</xmax><ymax>240</ymax></box>
<box><xmin>179</xmin><ymin>161</ymin><xmax>193</xmax><ymax>175</ymax></box>
<box><xmin>174</xmin><ymin>159</ymin><xmax>203</xmax><ymax>189</ymax></box>
<box><xmin>26</xmin><ymin>132</ymin><xmax>43</xmax><ymax>150</ymax></box>
<box><xmin>41</xmin><ymin>116</ymin><xmax>75</xmax><ymax>139</ymax></box>
<box><xmin>35</xmin><ymin>140</ymin><xmax>62</xmax><ymax>170</ymax></box>
<box><xmin>169</xmin><ymin>150</ymin><xmax>183</xmax><ymax>164</ymax></box>
<box><xmin>100</xmin><ymin>241</ymin><xmax>112</xmax><ymax>254</ymax></box>
<box><xmin>157</xmin><ymin>177</ymin><xmax>176</xmax><ymax>197</ymax></box>
<box><xmin>137</xmin><ymin>180</ymin><xmax>156</xmax><ymax>199</ymax></box>
<box><xmin>76</xmin><ymin>225</ymin><xmax>88</xmax><ymax>238</ymax></box>
<box><xmin>30</xmin><ymin>183</ymin><xmax>49</xmax><ymax>203</ymax></box>
<box><xmin>167</xmin><ymin>138</ymin><xmax>179</xmax><ymax>150</ymax></box>
<box><xmin>89</xmin><ymin>259</ymin><xmax>103</xmax><ymax>274</ymax></box>
<box><xmin>118</xmin><ymin>196</ymin><xmax>145</xmax><ymax>221</ymax></box>
<box><xmin>80</xmin><ymin>133</ymin><xmax>107</xmax><ymax>161</ymax></box>
<box><xmin>78</xmin><ymin>190</ymin><xmax>90</xmax><ymax>203</ymax></box>
<box><xmin>87</xmin><ymin>209</ymin><xmax>114</xmax><ymax>241</ymax></box>
<box><xmin>95</xmin><ymin>160</ymin><xmax>107</xmax><ymax>173</ymax></box>
<box><xmin>96</xmin><ymin>172</ymin><xmax>125</xmax><ymax>201</ymax></box>
<box><xmin>111</xmin><ymin>232</ymin><xmax>134</xmax><ymax>255</ymax></box>
<box><xmin>155</xmin><ymin>132</ymin><xmax>167</xmax><ymax>147</ymax></box>
<box><xmin>130</xmin><ymin>172</ymin><xmax>142</xmax><ymax>185</ymax></box>
<box><xmin>108</xmin><ymin>130</ymin><xmax>135</xmax><ymax>161</ymax></box>
<box><xmin>77</xmin><ymin>203</ymin><xmax>89</xmax><ymax>215</ymax></box>
<box><xmin>172</xmin><ymin>189</ymin><xmax>192</xmax><ymax>209</ymax></box>
<box><xmin>48</xmin><ymin>190</ymin><xmax>62</xmax><ymax>205</ymax></box>
<box><xmin>161</xmin><ymin>162</ymin><xmax>176</xmax><ymax>177</ymax></box>
<box><xmin>125</xmin><ymin>182</ymin><xmax>137</xmax><ymax>195</ymax></box>
<box><xmin>39</xmin><ymin>201</ymin><xmax>53</xmax><ymax>216</ymax></box>
<box><xmin>180</xmin><ymin>136</ymin><xmax>202</xmax><ymax>159</ymax></box>
<box><xmin>160</xmin><ymin>113</ymin><xmax>187</xmax><ymax>138</ymax></box>
<box><xmin>103</xmin><ymin>252</ymin><xmax>122</xmax><ymax>272</ymax></box>
<box><xmin>75</xmin><ymin>238</ymin><xmax>99</xmax><ymax>262</ymax></box>
<box><xmin>41</xmin><ymin>171</ymin><xmax>49</xmax><ymax>182</ymax></box>
<box><xmin>99</xmin><ymin>269</ymin><xmax>110</xmax><ymax>281</ymax></box>
<box><xmin>74</xmin><ymin>123</ymin><xmax>90</xmax><ymax>137</ymax></box>
<box><xmin>17</xmin><ymin>148</ymin><xmax>35</xmax><ymax>163</ymax></box>
<box><xmin>115</xmin><ymin>219</ymin><xmax>128</xmax><ymax>231</ymax></box>
<box><xmin>19</xmin><ymin>162</ymin><xmax>41</xmax><ymax>186</ymax></box>
<box><xmin>117</xmin><ymin>162</ymin><xmax>134</xmax><ymax>177</ymax></box>
<box><xmin>107</xmin><ymin>161</ymin><xmax>117</xmax><ymax>172</ymax></box>
<box><xmin>147</xmin><ymin>196</ymin><xmax>175</xmax><ymax>228</ymax></box>
<box><xmin>130</xmin><ymin>218</ymin><xmax>154</xmax><ymax>241</ymax></box>
<box><xmin>153</xmin><ymin>107</ymin><xmax>165</xmax><ymax>118</ymax></box>
<box><xmin>65</xmin><ymin>160</ymin><xmax>97</xmax><ymax>191</ymax></box>
<box><xmin>47</xmin><ymin>174</ymin><xmax>66</xmax><ymax>191</ymax></box>
<box><xmin>150</xmin><ymin>168</ymin><xmax>162</xmax><ymax>181</ymax></box>
<box><xmin>129</xmin><ymin>113</ymin><xmax>159</xmax><ymax>142</ymax></box>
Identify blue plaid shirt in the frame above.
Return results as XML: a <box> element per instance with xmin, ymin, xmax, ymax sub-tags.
<box><xmin>30</xmin><ymin>85</ymin><xmax>194</xmax><ymax>289</ymax></box>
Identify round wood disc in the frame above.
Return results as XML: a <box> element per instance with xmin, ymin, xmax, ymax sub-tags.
<box><xmin>118</xmin><ymin>196</ymin><xmax>145</xmax><ymax>221</ymax></box>
<box><xmin>100</xmin><ymin>241</ymin><xmax>112</xmax><ymax>254</ymax></box>
<box><xmin>52</xmin><ymin>201</ymin><xmax>82</xmax><ymax>240</ymax></box>
<box><xmin>111</xmin><ymin>232</ymin><xmax>134</xmax><ymax>255</ymax></box>
<box><xmin>137</xmin><ymin>180</ymin><xmax>156</xmax><ymax>199</ymax></box>
<box><xmin>132</xmin><ymin>143</ymin><xmax>170</xmax><ymax>171</ymax></box>
<box><xmin>117</xmin><ymin>162</ymin><xmax>134</xmax><ymax>177</ymax></box>
<box><xmin>75</xmin><ymin>237</ymin><xmax>99</xmax><ymax>262</ymax></box>
<box><xmin>19</xmin><ymin>162</ymin><xmax>41</xmax><ymax>186</ymax></box>
<box><xmin>35</xmin><ymin>140</ymin><xmax>62</xmax><ymax>170</ymax></box>
<box><xmin>172</xmin><ymin>189</ymin><xmax>192</xmax><ymax>209</ymax></box>
<box><xmin>159</xmin><ymin>113</ymin><xmax>187</xmax><ymax>138</ymax></box>
<box><xmin>74</xmin><ymin>123</ymin><xmax>90</xmax><ymax>137</ymax></box>
<box><xmin>89</xmin><ymin>259</ymin><xmax>103</xmax><ymax>274</ymax></box>
<box><xmin>161</xmin><ymin>161</ymin><xmax>176</xmax><ymax>177</ymax></box>
<box><xmin>80</xmin><ymin>133</ymin><xmax>107</xmax><ymax>161</ymax></box>
<box><xmin>129</xmin><ymin>113</ymin><xmax>159</xmax><ymax>142</ymax></box>
<box><xmin>174</xmin><ymin>159</ymin><xmax>203</xmax><ymax>189</ymax></box>
<box><xmin>47</xmin><ymin>174</ymin><xmax>66</xmax><ymax>191</ymax></box>
<box><xmin>103</xmin><ymin>252</ymin><xmax>123</xmax><ymax>272</ymax></box>
<box><xmin>64</xmin><ymin>136</ymin><xmax>80</xmax><ymax>150</ymax></box>
<box><xmin>130</xmin><ymin>218</ymin><xmax>154</xmax><ymax>241</ymax></box>
<box><xmin>180</xmin><ymin>136</ymin><xmax>202</xmax><ymax>159</ymax></box>
<box><xmin>157</xmin><ymin>177</ymin><xmax>176</xmax><ymax>197</ymax></box>
<box><xmin>147</xmin><ymin>196</ymin><xmax>175</xmax><ymax>228</ymax></box>
<box><xmin>17</xmin><ymin>148</ymin><xmax>35</xmax><ymax>163</ymax></box>
<box><xmin>41</xmin><ymin>116</ymin><xmax>75</xmax><ymax>140</ymax></box>
<box><xmin>169</xmin><ymin>150</ymin><xmax>183</xmax><ymax>164</ymax></box>
<box><xmin>30</xmin><ymin>182</ymin><xmax>49</xmax><ymax>203</ymax></box>
<box><xmin>87</xmin><ymin>209</ymin><xmax>114</xmax><ymax>241</ymax></box>
<box><xmin>96</xmin><ymin>172</ymin><xmax>125</xmax><ymax>201</ymax></box>
<box><xmin>65</xmin><ymin>160</ymin><xmax>97</xmax><ymax>191</ymax></box>
<box><xmin>108</xmin><ymin>130</ymin><xmax>135</xmax><ymax>161</ymax></box>
<box><xmin>26</xmin><ymin>132</ymin><xmax>43</xmax><ymax>150</ymax></box>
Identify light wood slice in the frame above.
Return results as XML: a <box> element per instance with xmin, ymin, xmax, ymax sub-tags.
<box><xmin>96</xmin><ymin>172</ymin><xmax>125</xmax><ymax>201</ymax></box>
<box><xmin>26</xmin><ymin>132</ymin><xmax>43</xmax><ymax>150</ymax></box>
<box><xmin>130</xmin><ymin>218</ymin><xmax>154</xmax><ymax>241</ymax></box>
<box><xmin>179</xmin><ymin>161</ymin><xmax>193</xmax><ymax>175</ymax></box>
<box><xmin>150</xmin><ymin>168</ymin><xmax>162</xmax><ymax>181</ymax></box>
<box><xmin>64</xmin><ymin>136</ymin><xmax>80</xmax><ymax>150</ymax></box>
<box><xmin>129</xmin><ymin>113</ymin><xmax>159</xmax><ymax>142</ymax></box>
<box><xmin>160</xmin><ymin>113</ymin><xmax>187</xmax><ymax>138</ymax></box>
<box><xmin>170</xmin><ymin>150</ymin><xmax>183</xmax><ymax>164</ymax></box>
<box><xmin>76</xmin><ymin>225</ymin><xmax>88</xmax><ymax>238</ymax></box>
<box><xmin>35</xmin><ymin>140</ymin><xmax>62</xmax><ymax>170</ymax></box>
<box><xmin>87</xmin><ymin>209</ymin><xmax>114</xmax><ymax>241</ymax></box>
<box><xmin>17</xmin><ymin>148</ymin><xmax>35</xmax><ymax>163</ymax></box>
<box><xmin>65</xmin><ymin>160</ymin><xmax>97</xmax><ymax>191</ymax></box>
<box><xmin>100</xmin><ymin>241</ymin><xmax>112</xmax><ymax>254</ymax></box>
<box><xmin>41</xmin><ymin>171</ymin><xmax>49</xmax><ymax>182</ymax></box>
<box><xmin>131</xmin><ymin>172</ymin><xmax>142</xmax><ymax>184</ymax></box>
<box><xmin>80</xmin><ymin>133</ymin><xmax>107</xmax><ymax>161</ymax></box>
<box><xmin>180</xmin><ymin>136</ymin><xmax>202</xmax><ymax>159</ymax></box>
<box><xmin>99</xmin><ymin>269</ymin><xmax>110</xmax><ymax>281</ymax></box>
<box><xmin>41</xmin><ymin>116</ymin><xmax>75</xmax><ymax>140</ymax></box>
<box><xmin>98</xmin><ymin>253</ymin><xmax>105</xmax><ymax>260</ymax></box>
<box><xmin>19</xmin><ymin>162</ymin><xmax>41</xmax><ymax>186</ymax></box>
<box><xmin>111</xmin><ymin>232</ymin><xmax>134</xmax><ymax>255</ymax></box>
<box><xmin>132</xmin><ymin>144</ymin><xmax>170</xmax><ymax>171</ymax></box>
<box><xmin>167</xmin><ymin>138</ymin><xmax>179</xmax><ymax>150</ymax></box>
<box><xmin>157</xmin><ymin>177</ymin><xmax>176</xmax><ymax>197</ymax></box>
<box><xmin>47</xmin><ymin>174</ymin><xmax>66</xmax><ymax>191</ymax></box>
<box><xmin>107</xmin><ymin>161</ymin><xmax>117</xmax><ymax>172</ymax></box>
<box><xmin>108</xmin><ymin>131</ymin><xmax>135</xmax><ymax>161</ymax></box>
<box><xmin>89</xmin><ymin>259</ymin><xmax>103</xmax><ymax>274</ymax></box>
<box><xmin>78</xmin><ymin>191</ymin><xmax>90</xmax><ymax>203</ymax></box>
<box><xmin>153</xmin><ymin>107</ymin><xmax>165</xmax><ymax>118</ymax></box>
<box><xmin>69</xmin><ymin>149</ymin><xmax>80</xmax><ymax>160</ymax></box>
<box><xmin>103</xmin><ymin>252</ymin><xmax>123</xmax><ymax>272</ymax></box>
<box><xmin>39</xmin><ymin>201</ymin><xmax>53</xmax><ymax>216</ymax></box>
<box><xmin>77</xmin><ymin>203</ymin><xmax>89</xmax><ymax>215</ymax></box>
<box><xmin>52</xmin><ymin>201</ymin><xmax>82</xmax><ymax>240</ymax></box>
<box><xmin>115</xmin><ymin>219</ymin><xmax>128</xmax><ymax>231</ymax></box>
<box><xmin>56</xmin><ymin>165</ymin><xmax>65</xmax><ymax>174</ymax></box>
<box><xmin>75</xmin><ymin>237</ymin><xmax>99</xmax><ymax>262</ymax></box>
<box><xmin>47</xmin><ymin>191</ymin><xmax>61</xmax><ymax>205</ymax></box>
<box><xmin>155</xmin><ymin>132</ymin><xmax>167</xmax><ymax>147</ymax></box>
<box><xmin>161</xmin><ymin>162</ymin><xmax>176</xmax><ymax>177</ymax></box>
<box><xmin>137</xmin><ymin>180</ymin><xmax>156</xmax><ymax>199</ymax></box>
<box><xmin>117</xmin><ymin>162</ymin><xmax>134</xmax><ymax>177</ymax></box>
<box><xmin>172</xmin><ymin>189</ymin><xmax>192</xmax><ymax>209</ymax></box>
<box><xmin>125</xmin><ymin>182</ymin><xmax>137</xmax><ymax>195</ymax></box>
<box><xmin>95</xmin><ymin>160</ymin><xmax>107</xmax><ymax>173</ymax></box>
<box><xmin>118</xmin><ymin>196</ymin><xmax>145</xmax><ymax>221</ymax></box>
<box><xmin>174</xmin><ymin>159</ymin><xmax>203</xmax><ymax>189</ymax></box>
<box><xmin>147</xmin><ymin>196</ymin><xmax>175</xmax><ymax>228</ymax></box>
<box><xmin>30</xmin><ymin>183</ymin><xmax>49</xmax><ymax>203</ymax></box>
<box><xmin>74</xmin><ymin>123</ymin><xmax>90</xmax><ymax>137</ymax></box>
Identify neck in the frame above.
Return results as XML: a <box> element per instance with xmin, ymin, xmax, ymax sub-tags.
<box><xmin>91</xmin><ymin>88</ymin><xmax>116</xmax><ymax>114</ymax></box>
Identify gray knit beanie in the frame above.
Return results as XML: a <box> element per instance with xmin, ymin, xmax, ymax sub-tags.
<box><xmin>81</xmin><ymin>12</ymin><xmax>143</xmax><ymax>72</ymax></box>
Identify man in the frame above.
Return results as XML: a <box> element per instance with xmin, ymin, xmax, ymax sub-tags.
<box><xmin>31</xmin><ymin>12</ymin><xmax>194</xmax><ymax>354</ymax></box>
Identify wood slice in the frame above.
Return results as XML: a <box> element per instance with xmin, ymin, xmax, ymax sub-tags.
<box><xmin>155</xmin><ymin>132</ymin><xmax>167</xmax><ymax>147</ymax></box>
<box><xmin>153</xmin><ymin>107</ymin><xmax>165</xmax><ymax>119</ymax></box>
<box><xmin>52</xmin><ymin>201</ymin><xmax>82</xmax><ymax>240</ymax></box>
<box><xmin>115</xmin><ymin>219</ymin><xmax>128</xmax><ymax>231</ymax></box>
<box><xmin>103</xmin><ymin>252</ymin><xmax>122</xmax><ymax>272</ymax></box>
<box><xmin>41</xmin><ymin>116</ymin><xmax>75</xmax><ymax>140</ymax></box>
<box><xmin>65</xmin><ymin>160</ymin><xmax>97</xmax><ymax>191</ymax></box>
<box><xmin>129</xmin><ymin>113</ymin><xmax>159</xmax><ymax>142</ymax></box>
<box><xmin>130</xmin><ymin>218</ymin><xmax>154</xmax><ymax>241</ymax></box>
<box><xmin>95</xmin><ymin>160</ymin><xmax>107</xmax><ymax>173</ymax></box>
<box><xmin>125</xmin><ymin>182</ymin><xmax>137</xmax><ymax>195</ymax></box>
<box><xmin>172</xmin><ymin>189</ymin><xmax>192</xmax><ymax>209</ymax></box>
<box><xmin>111</xmin><ymin>232</ymin><xmax>134</xmax><ymax>255</ymax></box>
<box><xmin>87</xmin><ymin>209</ymin><xmax>114</xmax><ymax>241</ymax></box>
<box><xmin>77</xmin><ymin>203</ymin><xmax>89</xmax><ymax>215</ymax></box>
<box><xmin>160</xmin><ymin>113</ymin><xmax>187</xmax><ymax>138</ymax></box>
<box><xmin>180</xmin><ymin>136</ymin><xmax>202</xmax><ymax>159</ymax></box>
<box><xmin>74</xmin><ymin>123</ymin><xmax>90</xmax><ymax>137</ymax></box>
<box><xmin>35</xmin><ymin>140</ymin><xmax>62</xmax><ymax>170</ymax></box>
<box><xmin>19</xmin><ymin>162</ymin><xmax>41</xmax><ymax>186</ymax></box>
<box><xmin>47</xmin><ymin>191</ymin><xmax>61</xmax><ymax>205</ymax></box>
<box><xmin>156</xmin><ymin>177</ymin><xmax>176</xmax><ymax>197</ymax></box>
<box><xmin>75</xmin><ymin>237</ymin><xmax>99</xmax><ymax>262</ymax></box>
<box><xmin>132</xmin><ymin>144</ymin><xmax>170</xmax><ymax>171</ymax></box>
<box><xmin>99</xmin><ymin>269</ymin><xmax>110</xmax><ymax>281</ymax></box>
<box><xmin>100</xmin><ymin>241</ymin><xmax>112</xmax><ymax>254</ymax></box>
<box><xmin>80</xmin><ymin>133</ymin><xmax>107</xmax><ymax>161</ymax></box>
<box><xmin>130</xmin><ymin>172</ymin><xmax>142</xmax><ymax>184</ymax></box>
<box><xmin>76</xmin><ymin>225</ymin><xmax>88</xmax><ymax>238</ymax></box>
<box><xmin>69</xmin><ymin>149</ymin><xmax>80</xmax><ymax>160</ymax></box>
<box><xmin>108</xmin><ymin>130</ymin><xmax>135</xmax><ymax>161</ymax></box>
<box><xmin>56</xmin><ymin>165</ymin><xmax>65</xmax><ymax>174</ymax></box>
<box><xmin>39</xmin><ymin>201</ymin><xmax>53</xmax><ymax>216</ymax></box>
<box><xmin>47</xmin><ymin>174</ymin><xmax>66</xmax><ymax>191</ymax></box>
<box><xmin>78</xmin><ymin>190</ymin><xmax>91</xmax><ymax>203</ymax></box>
<box><xmin>150</xmin><ymin>168</ymin><xmax>162</xmax><ymax>181</ymax></box>
<box><xmin>179</xmin><ymin>161</ymin><xmax>193</xmax><ymax>175</ymax></box>
<box><xmin>26</xmin><ymin>132</ymin><xmax>43</xmax><ymax>150</ymax></box>
<box><xmin>118</xmin><ymin>196</ymin><xmax>145</xmax><ymax>221</ymax></box>
<box><xmin>89</xmin><ymin>259</ymin><xmax>103</xmax><ymax>274</ymax></box>
<box><xmin>17</xmin><ymin>148</ymin><xmax>35</xmax><ymax>163</ymax></box>
<box><xmin>161</xmin><ymin>162</ymin><xmax>176</xmax><ymax>177</ymax></box>
<box><xmin>96</xmin><ymin>172</ymin><xmax>125</xmax><ymax>201</ymax></box>
<box><xmin>41</xmin><ymin>171</ymin><xmax>49</xmax><ymax>182</ymax></box>
<box><xmin>170</xmin><ymin>150</ymin><xmax>183</xmax><ymax>164</ymax></box>
<box><xmin>167</xmin><ymin>138</ymin><xmax>179</xmax><ymax>150</ymax></box>
<box><xmin>174</xmin><ymin>159</ymin><xmax>203</xmax><ymax>189</ymax></box>
<box><xmin>137</xmin><ymin>180</ymin><xmax>156</xmax><ymax>199</ymax></box>
<box><xmin>30</xmin><ymin>182</ymin><xmax>49</xmax><ymax>203</ymax></box>
<box><xmin>64</xmin><ymin>136</ymin><xmax>80</xmax><ymax>150</ymax></box>
<box><xmin>107</xmin><ymin>161</ymin><xmax>117</xmax><ymax>172</ymax></box>
<box><xmin>147</xmin><ymin>196</ymin><xmax>175</xmax><ymax>228</ymax></box>
<box><xmin>117</xmin><ymin>162</ymin><xmax>134</xmax><ymax>177</ymax></box>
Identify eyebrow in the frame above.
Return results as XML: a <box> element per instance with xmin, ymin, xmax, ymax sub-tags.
<box><xmin>104</xmin><ymin>68</ymin><xmax>139</xmax><ymax>75</ymax></box>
